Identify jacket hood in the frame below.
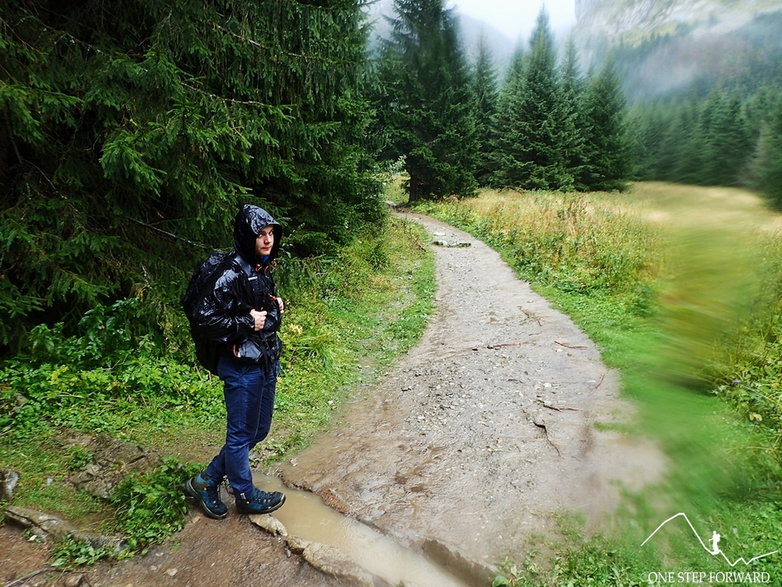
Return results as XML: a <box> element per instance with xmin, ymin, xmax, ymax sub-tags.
<box><xmin>233</xmin><ymin>204</ymin><xmax>282</xmax><ymax>264</ymax></box>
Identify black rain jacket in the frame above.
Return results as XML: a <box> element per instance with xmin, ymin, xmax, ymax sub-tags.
<box><xmin>184</xmin><ymin>204</ymin><xmax>283</xmax><ymax>374</ymax></box>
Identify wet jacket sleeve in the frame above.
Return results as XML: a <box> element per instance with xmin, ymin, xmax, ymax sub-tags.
<box><xmin>192</xmin><ymin>271</ymin><xmax>254</xmax><ymax>343</ymax></box>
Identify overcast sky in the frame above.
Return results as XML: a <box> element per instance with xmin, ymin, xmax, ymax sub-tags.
<box><xmin>449</xmin><ymin>0</ymin><xmax>577</xmax><ymax>41</ymax></box>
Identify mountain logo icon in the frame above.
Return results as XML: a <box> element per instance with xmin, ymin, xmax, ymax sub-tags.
<box><xmin>641</xmin><ymin>512</ymin><xmax>778</xmax><ymax>567</ymax></box>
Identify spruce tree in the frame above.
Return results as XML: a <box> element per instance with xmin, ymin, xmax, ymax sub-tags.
<box><xmin>650</xmin><ymin>103</ymin><xmax>691</xmax><ymax>183</ymax></box>
<box><xmin>376</xmin><ymin>0</ymin><xmax>477</xmax><ymax>201</ymax></box>
<box><xmin>492</xmin><ymin>9</ymin><xmax>573</xmax><ymax>191</ymax></box>
<box><xmin>488</xmin><ymin>48</ymin><xmax>527</xmax><ymax>188</ymax></box>
<box><xmin>700</xmin><ymin>90</ymin><xmax>751</xmax><ymax>187</ymax></box>
<box><xmin>671</xmin><ymin>100</ymin><xmax>705</xmax><ymax>184</ymax></box>
<box><xmin>0</xmin><ymin>0</ymin><xmax>380</xmax><ymax>351</ymax></box>
<box><xmin>560</xmin><ymin>39</ymin><xmax>589</xmax><ymax>191</ymax></box>
<box><xmin>580</xmin><ymin>57</ymin><xmax>631</xmax><ymax>191</ymax></box>
<box><xmin>749</xmin><ymin>95</ymin><xmax>782</xmax><ymax>208</ymax></box>
<box><xmin>470</xmin><ymin>37</ymin><xmax>499</xmax><ymax>187</ymax></box>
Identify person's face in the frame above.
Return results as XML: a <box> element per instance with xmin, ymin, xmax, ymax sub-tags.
<box><xmin>255</xmin><ymin>226</ymin><xmax>275</xmax><ymax>257</ymax></box>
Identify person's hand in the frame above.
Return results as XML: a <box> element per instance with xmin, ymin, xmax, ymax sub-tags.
<box><xmin>276</xmin><ymin>297</ymin><xmax>285</xmax><ymax>313</ymax></box>
<box><xmin>250</xmin><ymin>309</ymin><xmax>267</xmax><ymax>331</ymax></box>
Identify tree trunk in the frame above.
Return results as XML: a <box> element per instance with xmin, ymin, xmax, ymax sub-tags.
<box><xmin>408</xmin><ymin>175</ymin><xmax>424</xmax><ymax>203</ymax></box>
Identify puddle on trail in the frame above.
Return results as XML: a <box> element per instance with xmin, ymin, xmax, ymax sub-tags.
<box><xmin>253</xmin><ymin>473</ymin><xmax>472</xmax><ymax>587</ymax></box>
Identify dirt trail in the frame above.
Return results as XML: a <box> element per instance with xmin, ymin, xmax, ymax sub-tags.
<box><xmin>276</xmin><ymin>212</ymin><xmax>665</xmax><ymax>578</ymax></box>
<box><xmin>26</xmin><ymin>212</ymin><xmax>664</xmax><ymax>586</ymax></box>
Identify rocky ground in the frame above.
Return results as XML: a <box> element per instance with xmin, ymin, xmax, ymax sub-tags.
<box><xmin>2</xmin><ymin>212</ymin><xmax>665</xmax><ymax>586</ymax></box>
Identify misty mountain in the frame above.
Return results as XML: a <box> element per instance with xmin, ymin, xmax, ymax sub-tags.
<box><xmin>573</xmin><ymin>0</ymin><xmax>782</xmax><ymax>101</ymax></box>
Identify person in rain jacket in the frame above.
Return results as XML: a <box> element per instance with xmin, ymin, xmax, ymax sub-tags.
<box><xmin>183</xmin><ymin>204</ymin><xmax>286</xmax><ymax>518</ymax></box>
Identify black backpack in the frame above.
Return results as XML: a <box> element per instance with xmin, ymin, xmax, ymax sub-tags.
<box><xmin>181</xmin><ymin>251</ymin><xmax>233</xmax><ymax>375</ymax></box>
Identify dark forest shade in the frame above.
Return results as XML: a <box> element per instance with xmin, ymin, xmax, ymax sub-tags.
<box><xmin>0</xmin><ymin>0</ymin><xmax>383</xmax><ymax>350</ymax></box>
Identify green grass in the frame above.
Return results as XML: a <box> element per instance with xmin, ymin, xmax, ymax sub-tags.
<box><xmin>416</xmin><ymin>183</ymin><xmax>782</xmax><ymax>586</ymax></box>
<box><xmin>0</xmin><ymin>437</ymin><xmax>113</xmax><ymax>528</ymax></box>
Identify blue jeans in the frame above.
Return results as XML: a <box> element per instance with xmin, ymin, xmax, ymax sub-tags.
<box><xmin>205</xmin><ymin>353</ymin><xmax>277</xmax><ymax>497</ymax></box>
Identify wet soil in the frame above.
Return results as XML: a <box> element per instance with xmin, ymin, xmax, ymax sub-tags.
<box><xmin>3</xmin><ymin>212</ymin><xmax>665</xmax><ymax>586</ymax></box>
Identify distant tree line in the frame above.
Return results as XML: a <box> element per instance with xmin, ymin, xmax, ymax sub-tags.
<box><xmin>627</xmin><ymin>87</ymin><xmax>782</xmax><ymax>207</ymax></box>
<box><xmin>583</xmin><ymin>8</ymin><xmax>782</xmax><ymax>208</ymax></box>
<box><xmin>372</xmin><ymin>2</ymin><xmax>631</xmax><ymax>200</ymax></box>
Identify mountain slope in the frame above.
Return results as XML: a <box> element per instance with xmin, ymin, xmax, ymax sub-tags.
<box><xmin>575</xmin><ymin>0</ymin><xmax>782</xmax><ymax>45</ymax></box>
<box><xmin>574</xmin><ymin>0</ymin><xmax>782</xmax><ymax>101</ymax></box>
<box><xmin>363</xmin><ymin>0</ymin><xmax>516</xmax><ymax>71</ymax></box>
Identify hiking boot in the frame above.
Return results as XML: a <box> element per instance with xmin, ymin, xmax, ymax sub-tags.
<box><xmin>235</xmin><ymin>487</ymin><xmax>286</xmax><ymax>515</ymax></box>
<box><xmin>183</xmin><ymin>473</ymin><xmax>228</xmax><ymax>520</ymax></box>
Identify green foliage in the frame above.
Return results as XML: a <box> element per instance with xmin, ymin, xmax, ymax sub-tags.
<box><xmin>50</xmin><ymin>459</ymin><xmax>199</xmax><ymax>567</ymax></box>
<box><xmin>0</xmin><ymin>297</ymin><xmax>222</xmax><ymax>438</ymax></box>
<box><xmin>0</xmin><ymin>213</ymin><xmax>433</xmax><ymax>449</ymax></box>
<box><xmin>110</xmin><ymin>459</ymin><xmax>199</xmax><ymax>554</ymax></box>
<box><xmin>52</xmin><ymin>537</ymin><xmax>113</xmax><ymax>569</ymax></box>
<box><xmin>0</xmin><ymin>0</ymin><xmax>382</xmax><ymax>353</ymax></box>
<box><xmin>491</xmin><ymin>512</ymin><xmax>656</xmax><ymax>587</ymax></box>
<box><xmin>66</xmin><ymin>446</ymin><xmax>94</xmax><ymax>471</ymax></box>
<box><xmin>710</xmin><ymin>234</ymin><xmax>782</xmax><ymax>441</ymax></box>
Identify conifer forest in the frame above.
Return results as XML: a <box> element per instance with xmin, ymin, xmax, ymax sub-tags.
<box><xmin>2</xmin><ymin>0</ymin><xmax>781</xmax><ymax>350</ymax></box>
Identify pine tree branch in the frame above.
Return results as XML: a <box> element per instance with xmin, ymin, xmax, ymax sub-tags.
<box><xmin>210</xmin><ymin>23</ymin><xmax>357</xmax><ymax>66</ymax></box>
<box><xmin>180</xmin><ymin>83</ymin><xmax>282</xmax><ymax>110</ymax></box>
<box><xmin>125</xmin><ymin>217</ymin><xmax>208</xmax><ymax>249</ymax></box>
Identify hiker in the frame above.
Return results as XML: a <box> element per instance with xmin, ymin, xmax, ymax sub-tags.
<box><xmin>182</xmin><ymin>204</ymin><xmax>286</xmax><ymax>519</ymax></box>
<box><xmin>710</xmin><ymin>531</ymin><xmax>721</xmax><ymax>555</ymax></box>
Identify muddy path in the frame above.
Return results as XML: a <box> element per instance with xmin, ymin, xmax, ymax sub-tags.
<box><xmin>74</xmin><ymin>212</ymin><xmax>664</xmax><ymax>587</ymax></box>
